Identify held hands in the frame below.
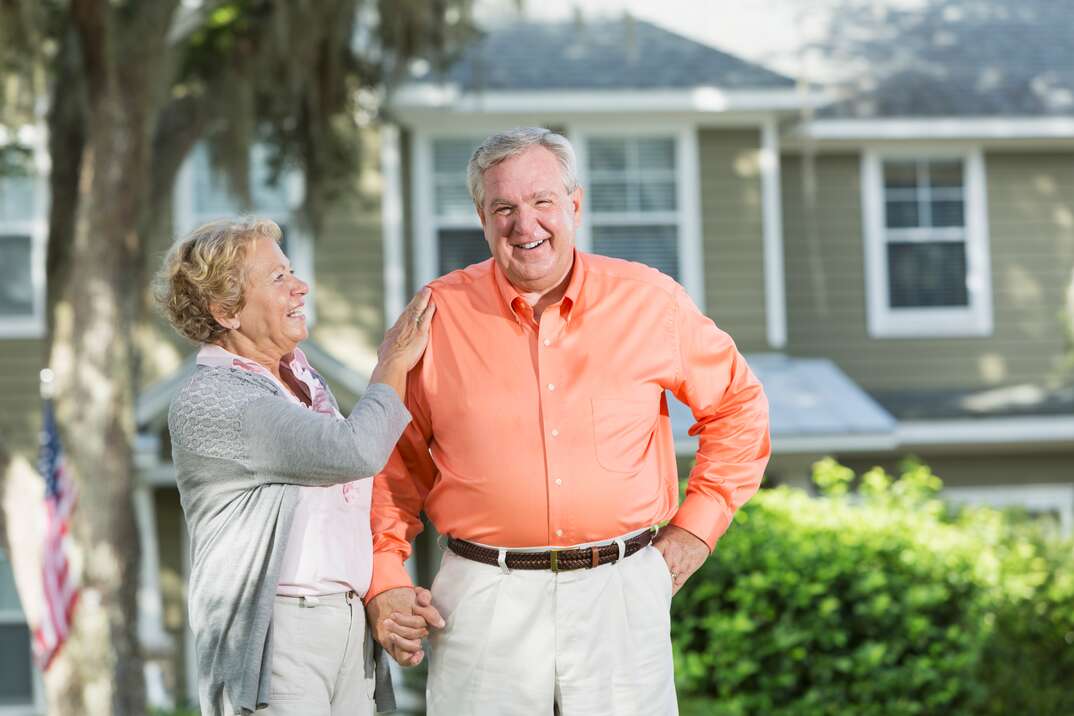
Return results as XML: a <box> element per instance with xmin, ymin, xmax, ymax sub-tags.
<box><xmin>653</xmin><ymin>524</ymin><xmax>710</xmax><ymax>596</ymax></box>
<box><xmin>370</xmin><ymin>288</ymin><xmax>436</xmax><ymax>399</ymax></box>
<box><xmin>366</xmin><ymin>586</ymin><xmax>444</xmax><ymax>667</ymax></box>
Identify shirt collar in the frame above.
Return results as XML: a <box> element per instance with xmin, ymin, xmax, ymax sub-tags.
<box><xmin>196</xmin><ymin>343</ymin><xmax>318</xmax><ymax>395</ymax></box>
<box><xmin>491</xmin><ymin>249</ymin><xmax>587</xmax><ymax>325</ymax></box>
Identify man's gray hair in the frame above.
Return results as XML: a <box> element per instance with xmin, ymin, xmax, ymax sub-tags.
<box><xmin>467</xmin><ymin>127</ymin><xmax>578</xmax><ymax>208</ymax></box>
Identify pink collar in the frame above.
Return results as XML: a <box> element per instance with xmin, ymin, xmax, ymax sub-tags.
<box><xmin>197</xmin><ymin>343</ymin><xmax>337</xmax><ymax>416</ymax></box>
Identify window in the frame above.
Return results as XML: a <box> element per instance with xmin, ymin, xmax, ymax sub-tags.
<box><xmin>861</xmin><ymin>149</ymin><xmax>992</xmax><ymax>337</ymax></box>
<box><xmin>417</xmin><ymin>129</ymin><xmax>704</xmax><ymax>309</ymax></box>
<box><xmin>0</xmin><ymin>549</ymin><xmax>36</xmax><ymax>712</ymax></box>
<box><xmin>175</xmin><ymin>144</ymin><xmax>314</xmax><ymax>322</ymax></box>
<box><xmin>0</xmin><ymin>172</ymin><xmax>45</xmax><ymax>339</ymax></box>
<box><xmin>584</xmin><ymin>136</ymin><xmax>680</xmax><ymax>280</ymax></box>
<box><xmin>429</xmin><ymin>137</ymin><xmax>488</xmax><ymax>276</ymax></box>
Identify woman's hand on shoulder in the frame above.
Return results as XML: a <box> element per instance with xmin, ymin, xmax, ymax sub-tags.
<box><xmin>370</xmin><ymin>288</ymin><xmax>435</xmax><ymax>396</ymax></box>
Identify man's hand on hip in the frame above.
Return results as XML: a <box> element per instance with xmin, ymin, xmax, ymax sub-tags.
<box><xmin>653</xmin><ymin>525</ymin><xmax>710</xmax><ymax>596</ymax></box>
<box><xmin>366</xmin><ymin>586</ymin><xmax>445</xmax><ymax>666</ymax></box>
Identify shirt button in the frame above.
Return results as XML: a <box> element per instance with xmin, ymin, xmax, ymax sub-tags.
<box><xmin>555</xmin><ymin>529</ymin><xmax>564</xmax><ymax>537</ymax></box>
<box><xmin>543</xmin><ymin>339</ymin><xmax>552</xmax><ymax>346</ymax></box>
<box><xmin>547</xmin><ymin>383</ymin><xmax>555</xmax><ymax>391</ymax></box>
<box><xmin>554</xmin><ymin>478</ymin><xmax>563</xmax><ymax>486</ymax></box>
<box><xmin>551</xmin><ymin>428</ymin><xmax>559</xmax><ymax>437</ymax></box>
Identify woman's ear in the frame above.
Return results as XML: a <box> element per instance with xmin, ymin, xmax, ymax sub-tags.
<box><xmin>210</xmin><ymin>304</ymin><xmax>240</xmax><ymax>331</ymax></box>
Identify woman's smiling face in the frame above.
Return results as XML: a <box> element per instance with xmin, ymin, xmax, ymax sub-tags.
<box><xmin>230</xmin><ymin>238</ymin><xmax>310</xmax><ymax>356</ymax></box>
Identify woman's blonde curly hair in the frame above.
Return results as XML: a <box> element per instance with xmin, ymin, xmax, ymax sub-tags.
<box><xmin>154</xmin><ymin>218</ymin><xmax>282</xmax><ymax>343</ymax></box>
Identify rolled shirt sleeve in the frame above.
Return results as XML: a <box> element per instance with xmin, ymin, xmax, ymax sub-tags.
<box><xmin>366</xmin><ymin>367</ymin><xmax>439</xmax><ymax>602</ymax></box>
<box><xmin>668</xmin><ymin>286</ymin><xmax>771</xmax><ymax>550</ymax></box>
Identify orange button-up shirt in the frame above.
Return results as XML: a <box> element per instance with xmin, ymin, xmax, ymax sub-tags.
<box><xmin>367</xmin><ymin>251</ymin><xmax>770</xmax><ymax>600</ymax></box>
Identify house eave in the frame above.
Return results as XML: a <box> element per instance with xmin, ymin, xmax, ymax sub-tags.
<box><xmin>790</xmin><ymin>116</ymin><xmax>1074</xmax><ymax>143</ymax></box>
<box><xmin>391</xmin><ymin>84</ymin><xmax>828</xmax><ymax>119</ymax></box>
<box><xmin>895</xmin><ymin>416</ymin><xmax>1074</xmax><ymax>450</ymax></box>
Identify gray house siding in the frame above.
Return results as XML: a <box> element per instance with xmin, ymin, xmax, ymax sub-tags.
<box><xmin>781</xmin><ymin>150</ymin><xmax>1074</xmax><ymax>392</ymax></box>
<box><xmin>699</xmin><ymin>128</ymin><xmax>769</xmax><ymax>352</ymax></box>
<box><xmin>307</xmin><ymin>127</ymin><xmax>390</xmax><ymax>369</ymax></box>
<box><xmin>985</xmin><ymin>150</ymin><xmax>1074</xmax><ymax>383</ymax></box>
<box><xmin>0</xmin><ymin>338</ymin><xmax>44</xmax><ymax>454</ymax></box>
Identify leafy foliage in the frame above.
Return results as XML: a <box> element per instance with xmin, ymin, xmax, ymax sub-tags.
<box><xmin>672</xmin><ymin>458</ymin><xmax>1074</xmax><ymax>716</ymax></box>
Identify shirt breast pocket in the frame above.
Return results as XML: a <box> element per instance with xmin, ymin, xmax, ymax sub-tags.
<box><xmin>591</xmin><ymin>398</ymin><xmax>658</xmax><ymax>474</ymax></box>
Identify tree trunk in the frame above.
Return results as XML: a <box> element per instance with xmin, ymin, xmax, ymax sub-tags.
<box><xmin>43</xmin><ymin>90</ymin><xmax>149</xmax><ymax>716</ymax></box>
<box><xmin>41</xmin><ymin>2</ymin><xmax>177</xmax><ymax>712</ymax></box>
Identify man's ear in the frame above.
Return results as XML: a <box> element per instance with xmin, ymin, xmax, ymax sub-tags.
<box><xmin>209</xmin><ymin>304</ymin><xmax>240</xmax><ymax>331</ymax></box>
<box><xmin>570</xmin><ymin>186</ymin><xmax>584</xmax><ymax>227</ymax></box>
<box><xmin>476</xmin><ymin>203</ymin><xmax>487</xmax><ymax>229</ymax></box>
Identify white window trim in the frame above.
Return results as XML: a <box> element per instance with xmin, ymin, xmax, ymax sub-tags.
<box><xmin>380</xmin><ymin>126</ymin><xmax>406</xmax><ymax>325</ymax></box>
<box><xmin>0</xmin><ymin>138</ymin><xmax>49</xmax><ymax>340</ymax></box>
<box><xmin>174</xmin><ymin>144</ymin><xmax>316</xmax><ymax>325</ymax></box>
<box><xmin>860</xmin><ymin>146</ymin><xmax>993</xmax><ymax>338</ymax></box>
<box><xmin>411</xmin><ymin>123</ymin><xmax>706</xmax><ymax>311</ymax></box>
<box><xmin>411</xmin><ymin>130</ymin><xmax>481</xmax><ymax>292</ymax></box>
<box><xmin>942</xmin><ymin>483</ymin><xmax>1074</xmax><ymax>537</ymax></box>
<box><xmin>760</xmin><ymin>117</ymin><xmax>787</xmax><ymax>349</ymax></box>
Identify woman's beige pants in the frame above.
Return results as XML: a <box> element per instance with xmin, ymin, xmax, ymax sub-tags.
<box><xmin>260</xmin><ymin>591</ymin><xmax>376</xmax><ymax>716</ymax></box>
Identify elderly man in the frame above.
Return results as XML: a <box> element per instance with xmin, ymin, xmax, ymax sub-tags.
<box><xmin>367</xmin><ymin>127</ymin><xmax>770</xmax><ymax>715</ymax></box>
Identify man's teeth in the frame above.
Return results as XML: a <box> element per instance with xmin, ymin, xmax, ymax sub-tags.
<box><xmin>288</xmin><ymin>308</ymin><xmax>304</xmax><ymax>317</ymax></box>
<box><xmin>517</xmin><ymin>239</ymin><xmax>546</xmax><ymax>250</ymax></box>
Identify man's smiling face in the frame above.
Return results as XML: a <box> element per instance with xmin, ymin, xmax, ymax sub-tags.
<box><xmin>478</xmin><ymin>145</ymin><xmax>582</xmax><ymax>295</ymax></box>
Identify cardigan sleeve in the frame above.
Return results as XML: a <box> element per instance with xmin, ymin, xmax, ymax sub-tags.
<box><xmin>169</xmin><ymin>368</ymin><xmax>411</xmax><ymax>487</ymax></box>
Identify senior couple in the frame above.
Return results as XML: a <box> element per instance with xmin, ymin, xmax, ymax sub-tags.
<box><xmin>161</xmin><ymin>127</ymin><xmax>771</xmax><ymax>716</ymax></box>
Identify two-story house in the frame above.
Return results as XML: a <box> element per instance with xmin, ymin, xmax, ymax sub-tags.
<box><xmin>1</xmin><ymin>6</ymin><xmax>1071</xmax><ymax>711</ymax></box>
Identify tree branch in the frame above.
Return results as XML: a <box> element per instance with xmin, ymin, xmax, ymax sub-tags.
<box><xmin>69</xmin><ymin>0</ymin><xmax>110</xmax><ymax>102</ymax></box>
<box><xmin>44</xmin><ymin>23</ymin><xmax>87</xmax><ymax>338</ymax></box>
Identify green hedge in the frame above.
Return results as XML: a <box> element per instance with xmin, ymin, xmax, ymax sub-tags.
<box><xmin>671</xmin><ymin>459</ymin><xmax>1074</xmax><ymax>716</ymax></box>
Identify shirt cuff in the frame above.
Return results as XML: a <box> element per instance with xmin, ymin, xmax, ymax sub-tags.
<box><xmin>669</xmin><ymin>494</ymin><xmax>734</xmax><ymax>552</ymax></box>
<box><xmin>364</xmin><ymin>551</ymin><xmax>415</xmax><ymax>604</ymax></box>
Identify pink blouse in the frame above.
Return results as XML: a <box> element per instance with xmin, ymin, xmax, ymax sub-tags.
<box><xmin>197</xmin><ymin>344</ymin><xmax>374</xmax><ymax>598</ymax></box>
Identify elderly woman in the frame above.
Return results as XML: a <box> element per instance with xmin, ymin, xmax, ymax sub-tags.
<box><xmin>157</xmin><ymin>218</ymin><xmax>436</xmax><ymax>716</ymax></box>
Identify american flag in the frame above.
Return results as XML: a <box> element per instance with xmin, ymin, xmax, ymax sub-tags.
<box><xmin>33</xmin><ymin>397</ymin><xmax>80</xmax><ymax>670</ymax></box>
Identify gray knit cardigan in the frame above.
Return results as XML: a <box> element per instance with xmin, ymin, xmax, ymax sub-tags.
<box><xmin>168</xmin><ymin>365</ymin><xmax>410</xmax><ymax>715</ymax></box>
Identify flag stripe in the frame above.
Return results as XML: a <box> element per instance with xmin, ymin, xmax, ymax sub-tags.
<box><xmin>33</xmin><ymin>399</ymin><xmax>79</xmax><ymax>671</ymax></box>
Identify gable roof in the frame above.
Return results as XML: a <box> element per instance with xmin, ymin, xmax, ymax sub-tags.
<box><xmin>818</xmin><ymin>0</ymin><xmax>1074</xmax><ymax>119</ymax></box>
<box><xmin>426</xmin><ymin>17</ymin><xmax>795</xmax><ymax>93</ymax></box>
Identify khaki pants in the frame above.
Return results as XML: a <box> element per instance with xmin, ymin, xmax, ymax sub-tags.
<box><xmin>426</xmin><ymin>542</ymin><xmax>678</xmax><ymax>716</ymax></box>
<box><xmin>261</xmin><ymin>591</ymin><xmax>375</xmax><ymax>716</ymax></box>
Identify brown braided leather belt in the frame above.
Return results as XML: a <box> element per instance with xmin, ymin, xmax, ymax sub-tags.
<box><xmin>446</xmin><ymin>529</ymin><xmax>655</xmax><ymax>572</ymax></box>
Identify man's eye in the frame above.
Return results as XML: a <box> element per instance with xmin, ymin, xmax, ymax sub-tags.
<box><xmin>495</xmin><ymin>206</ymin><xmax>512</xmax><ymax>215</ymax></box>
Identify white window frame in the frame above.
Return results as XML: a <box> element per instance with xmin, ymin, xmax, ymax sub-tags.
<box><xmin>0</xmin><ymin>551</ymin><xmax>46</xmax><ymax>716</ymax></box>
<box><xmin>0</xmin><ymin>133</ymin><xmax>48</xmax><ymax>340</ymax></box>
<box><xmin>861</xmin><ymin>146</ymin><xmax>993</xmax><ymax>338</ymax></box>
<box><xmin>174</xmin><ymin>143</ymin><xmax>316</xmax><ymax>325</ymax></box>
<box><xmin>413</xmin><ymin>131</ymin><xmax>486</xmax><ymax>288</ymax></box>
<box><xmin>942</xmin><ymin>483</ymin><xmax>1074</xmax><ymax>537</ymax></box>
<box><xmin>571</xmin><ymin>126</ymin><xmax>703</xmax><ymax>302</ymax></box>
<box><xmin>411</xmin><ymin>122</ymin><xmax>706</xmax><ymax>311</ymax></box>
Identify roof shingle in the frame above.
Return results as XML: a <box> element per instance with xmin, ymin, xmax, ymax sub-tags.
<box><xmin>430</xmin><ymin>18</ymin><xmax>795</xmax><ymax>92</ymax></box>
